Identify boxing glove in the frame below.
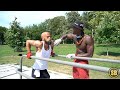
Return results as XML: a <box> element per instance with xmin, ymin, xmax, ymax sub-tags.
<box><xmin>27</xmin><ymin>52</ymin><xmax>32</xmax><ymax>59</ymax></box>
<box><xmin>66</xmin><ymin>54</ymin><xmax>75</xmax><ymax>59</ymax></box>
<box><xmin>51</xmin><ymin>51</ymin><xmax>55</xmax><ymax>57</ymax></box>
<box><xmin>54</xmin><ymin>38</ymin><xmax>62</xmax><ymax>46</ymax></box>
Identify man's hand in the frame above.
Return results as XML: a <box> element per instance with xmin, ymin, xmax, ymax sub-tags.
<box><xmin>66</xmin><ymin>54</ymin><xmax>75</xmax><ymax>59</ymax></box>
<box><xmin>27</xmin><ymin>52</ymin><xmax>32</xmax><ymax>59</ymax></box>
<box><xmin>51</xmin><ymin>51</ymin><xmax>55</xmax><ymax>57</ymax></box>
<box><xmin>54</xmin><ymin>38</ymin><xmax>62</xmax><ymax>46</ymax></box>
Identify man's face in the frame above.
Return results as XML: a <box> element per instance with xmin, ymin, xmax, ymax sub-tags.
<box><xmin>72</xmin><ymin>27</ymin><xmax>81</xmax><ymax>35</ymax></box>
<box><xmin>44</xmin><ymin>33</ymin><xmax>51</xmax><ymax>42</ymax></box>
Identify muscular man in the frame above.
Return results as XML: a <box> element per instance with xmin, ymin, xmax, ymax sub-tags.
<box><xmin>54</xmin><ymin>21</ymin><xmax>94</xmax><ymax>79</ymax></box>
<box><xmin>26</xmin><ymin>32</ymin><xmax>55</xmax><ymax>79</ymax></box>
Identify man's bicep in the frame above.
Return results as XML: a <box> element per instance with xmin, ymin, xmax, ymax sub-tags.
<box><xmin>87</xmin><ymin>44</ymin><xmax>94</xmax><ymax>57</ymax></box>
<box><xmin>66</xmin><ymin>34</ymin><xmax>74</xmax><ymax>39</ymax></box>
<box><xmin>86</xmin><ymin>36</ymin><xmax>94</xmax><ymax>57</ymax></box>
<box><xmin>86</xmin><ymin>36</ymin><xmax>94</xmax><ymax>46</ymax></box>
<box><xmin>34</xmin><ymin>41</ymin><xmax>42</xmax><ymax>47</ymax></box>
<box><xmin>26</xmin><ymin>40</ymin><xmax>40</xmax><ymax>47</ymax></box>
<box><xmin>26</xmin><ymin>40</ymin><xmax>35</xmax><ymax>46</ymax></box>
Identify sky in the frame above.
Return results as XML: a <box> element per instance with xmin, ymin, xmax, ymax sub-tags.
<box><xmin>0</xmin><ymin>11</ymin><xmax>83</xmax><ymax>28</ymax></box>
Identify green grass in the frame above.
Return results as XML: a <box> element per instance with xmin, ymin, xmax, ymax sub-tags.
<box><xmin>0</xmin><ymin>44</ymin><xmax>120</xmax><ymax>79</ymax></box>
<box><xmin>94</xmin><ymin>44</ymin><xmax>120</xmax><ymax>57</ymax></box>
<box><xmin>0</xmin><ymin>45</ymin><xmax>37</xmax><ymax>57</ymax></box>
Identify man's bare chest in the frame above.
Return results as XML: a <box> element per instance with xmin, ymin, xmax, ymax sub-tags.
<box><xmin>76</xmin><ymin>41</ymin><xmax>86</xmax><ymax>49</ymax></box>
<box><xmin>75</xmin><ymin>40</ymin><xmax>87</xmax><ymax>53</ymax></box>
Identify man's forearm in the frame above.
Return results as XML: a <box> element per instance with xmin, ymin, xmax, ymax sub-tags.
<box><xmin>61</xmin><ymin>34</ymin><xmax>67</xmax><ymax>40</ymax></box>
<box><xmin>76</xmin><ymin>53</ymin><xmax>93</xmax><ymax>57</ymax></box>
<box><xmin>60</xmin><ymin>34</ymin><xmax>73</xmax><ymax>40</ymax></box>
<box><xmin>54</xmin><ymin>34</ymin><xmax>73</xmax><ymax>46</ymax></box>
<box><xmin>26</xmin><ymin>41</ymin><xmax>31</xmax><ymax>53</ymax></box>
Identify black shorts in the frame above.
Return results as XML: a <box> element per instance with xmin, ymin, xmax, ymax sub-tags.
<box><xmin>32</xmin><ymin>69</ymin><xmax>50</xmax><ymax>79</ymax></box>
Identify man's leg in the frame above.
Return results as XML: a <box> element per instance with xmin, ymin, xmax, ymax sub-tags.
<box><xmin>73</xmin><ymin>67</ymin><xmax>89</xmax><ymax>79</ymax></box>
<box><xmin>73</xmin><ymin>59</ymin><xmax>89</xmax><ymax>79</ymax></box>
<box><xmin>31</xmin><ymin>68</ymin><xmax>36</xmax><ymax>78</ymax></box>
<box><xmin>40</xmin><ymin>69</ymin><xmax>50</xmax><ymax>79</ymax></box>
<box><xmin>31</xmin><ymin>69</ymin><xmax>41</xmax><ymax>79</ymax></box>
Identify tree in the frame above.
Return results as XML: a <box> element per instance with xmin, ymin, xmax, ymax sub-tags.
<box><xmin>0</xmin><ymin>26</ymin><xmax>7</xmax><ymax>45</ymax></box>
<box><xmin>46</xmin><ymin>16</ymin><xmax>67</xmax><ymax>40</ymax></box>
<box><xmin>96</xmin><ymin>12</ymin><xmax>118</xmax><ymax>55</ymax></box>
<box><xmin>66</xmin><ymin>11</ymin><xmax>81</xmax><ymax>25</ymax></box>
<box><xmin>5</xmin><ymin>17</ymin><xmax>24</xmax><ymax>52</ymax></box>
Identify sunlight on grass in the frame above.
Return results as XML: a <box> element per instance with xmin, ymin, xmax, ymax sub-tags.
<box><xmin>0</xmin><ymin>44</ymin><xmax>120</xmax><ymax>79</ymax></box>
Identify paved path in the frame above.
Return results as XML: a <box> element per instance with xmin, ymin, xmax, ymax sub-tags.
<box><xmin>0</xmin><ymin>64</ymin><xmax>73</xmax><ymax>79</ymax></box>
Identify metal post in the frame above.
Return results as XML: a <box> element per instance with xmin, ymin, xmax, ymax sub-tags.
<box><xmin>19</xmin><ymin>56</ymin><xmax>23</xmax><ymax>79</ymax></box>
<box><xmin>16</xmin><ymin>70</ymin><xmax>34</xmax><ymax>79</ymax></box>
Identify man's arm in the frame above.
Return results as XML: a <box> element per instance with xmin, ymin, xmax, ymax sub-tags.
<box><xmin>77</xmin><ymin>36</ymin><xmax>94</xmax><ymax>57</ymax></box>
<box><xmin>26</xmin><ymin>40</ymin><xmax>41</xmax><ymax>53</ymax></box>
<box><xmin>61</xmin><ymin>34</ymin><xmax>75</xmax><ymax>40</ymax></box>
<box><xmin>50</xmin><ymin>40</ymin><xmax>55</xmax><ymax>57</ymax></box>
<box><xmin>26</xmin><ymin>40</ymin><xmax>42</xmax><ymax>59</ymax></box>
<box><xmin>54</xmin><ymin>34</ymin><xmax>75</xmax><ymax>46</ymax></box>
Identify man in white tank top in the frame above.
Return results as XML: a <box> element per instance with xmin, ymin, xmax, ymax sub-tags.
<box><xmin>26</xmin><ymin>32</ymin><xmax>55</xmax><ymax>79</ymax></box>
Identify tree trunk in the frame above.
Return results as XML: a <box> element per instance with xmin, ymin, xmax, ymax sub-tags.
<box><xmin>63</xmin><ymin>40</ymin><xmax>64</xmax><ymax>44</ymax></box>
<box><xmin>107</xmin><ymin>47</ymin><xmax>109</xmax><ymax>56</ymax></box>
<box><xmin>92</xmin><ymin>29</ymin><xmax>94</xmax><ymax>38</ymax></box>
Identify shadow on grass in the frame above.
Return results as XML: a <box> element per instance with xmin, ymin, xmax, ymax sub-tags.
<box><xmin>96</xmin><ymin>44</ymin><xmax>120</xmax><ymax>48</ymax></box>
<box><xmin>98</xmin><ymin>52</ymin><xmax>120</xmax><ymax>56</ymax></box>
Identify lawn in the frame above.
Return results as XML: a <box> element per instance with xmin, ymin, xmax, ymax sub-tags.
<box><xmin>0</xmin><ymin>44</ymin><xmax>120</xmax><ymax>79</ymax></box>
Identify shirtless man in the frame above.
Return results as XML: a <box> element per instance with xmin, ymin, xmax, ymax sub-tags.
<box><xmin>54</xmin><ymin>21</ymin><xmax>94</xmax><ymax>79</ymax></box>
<box><xmin>26</xmin><ymin>32</ymin><xmax>55</xmax><ymax>79</ymax></box>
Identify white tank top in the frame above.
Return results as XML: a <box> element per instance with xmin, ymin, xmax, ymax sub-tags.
<box><xmin>32</xmin><ymin>41</ymin><xmax>51</xmax><ymax>70</ymax></box>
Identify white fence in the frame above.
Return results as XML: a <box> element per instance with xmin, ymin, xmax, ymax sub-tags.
<box><xmin>16</xmin><ymin>54</ymin><xmax>120</xmax><ymax>79</ymax></box>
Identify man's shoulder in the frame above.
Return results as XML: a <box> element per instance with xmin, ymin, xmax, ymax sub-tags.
<box><xmin>84</xmin><ymin>35</ymin><xmax>94</xmax><ymax>45</ymax></box>
<box><xmin>35</xmin><ymin>40</ymin><xmax>41</xmax><ymax>43</ymax></box>
<box><xmin>84</xmin><ymin>35</ymin><xmax>93</xmax><ymax>42</ymax></box>
<box><xmin>35</xmin><ymin>40</ymin><xmax>43</xmax><ymax>46</ymax></box>
<box><xmin>84</xmin><ymin>34</ymin><xmax>92</xmax><ymax>38</ymax></box>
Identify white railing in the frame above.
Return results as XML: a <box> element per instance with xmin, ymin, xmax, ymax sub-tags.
<box><xmin>16</xmin><ymin>54</ymin><xmax>120</xmax><ymax>79</ymax></box>
<box><xmin>57</xmin><ymin>54</ymin><xmax>120</xmax><ymax>63</ymax></box>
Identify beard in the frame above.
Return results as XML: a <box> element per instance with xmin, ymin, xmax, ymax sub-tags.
<box><xmin>45</xmin><ymin>39</ymin><xmax>52</xmax><ymax>45</ymax></box>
